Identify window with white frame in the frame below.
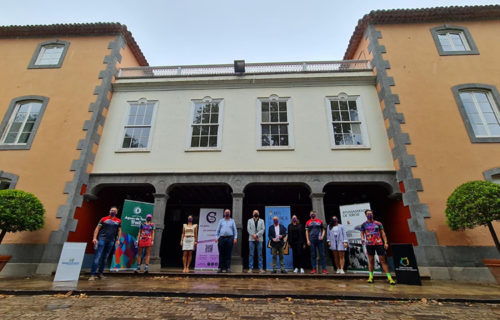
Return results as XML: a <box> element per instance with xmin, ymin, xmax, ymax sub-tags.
<box><xmin>459</xmin><ymin>91</ymin><xmax>500</xmax><ymax>138</ymax></box>
<box><xmin>1</xmin><ymin>100</ymin><xmax>43</xmax><ymax>145</ymax></box>
<box><xmin>121</xmin><ymin>99</ymin><xmax>156</xmax><ymax>149</ymax></box>
<box><xmin>188</xmin><ymin>97</ymin><xmax>223</xmax><ymax>149</ymax></box>
<box><xmin>259</xmin><ymin>95</ymin><xmax>291</xmax><ymax>148</ymax></box>
<box><xmin>28</xmin><ymin>40</ymin><xmax>70</xmax><ymax>69</ymax></box>
<box><xmin>35</xmin><ymin>44</ymin><xmax>65</xmax><ymax>65</ymax></box>
<box><xmin>326</xmin><ymin>94</ymin><xmax>368</xmax><ymax>148</ymax></box>
<box><xmin>437</xmin><ymin>31</ymin><xmax>470</xmax><ymax>52</ymax></box>
<box><xmin>431</xmin><ymin>26</ymin><xmax>478</xmax><ymax>56</ymax></box>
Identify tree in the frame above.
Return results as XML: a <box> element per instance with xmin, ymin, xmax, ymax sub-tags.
<box><xmin>0</xmin><ymin>189</ymin><xmax>45</xmax><ymax>245</ymax></box>
<box><xmin>446</xmin><ymin>180</ymin><xmax>500</xmax><ymax>254</ymax></box>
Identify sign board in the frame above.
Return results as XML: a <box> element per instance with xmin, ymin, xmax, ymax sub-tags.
<box><xmin>111</xmin><ymin>200</ymin><xmax>154</xmax><ymax>271</ymax></box>
<box><xmin>264</xmin><ymin>206</ymin><xmax>292</xmax><ymax>270</ymax></box>
<box><xmin>340</xmin><ymin>202</ymin><xmax>380</xmax><ymax>272</ymax></box>
<box><xmin>54</xmin><ymin>242</ymin><xmax>87</xmax><ymax>282</ymax></box>
<box><xmin>391</xmin><ymin>243</ymin><xmax>422</xmax><ymax>285</ymax></box>
<box><xmin>195</xmin><ymin>208</ymin><xmax>224</xmax><ymax>270</ymax></box>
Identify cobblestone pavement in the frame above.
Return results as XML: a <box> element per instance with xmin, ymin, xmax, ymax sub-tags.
<box><xmin>0</xmin><ymin>295</ymin><xmax>498</xmax><ymax>320</ymax></box>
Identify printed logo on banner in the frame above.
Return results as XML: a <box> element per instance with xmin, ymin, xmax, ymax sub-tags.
<box><xmin>195</xmin><ymin>208</ymin><xmax>224</xmax><ymax>270</ymax></box>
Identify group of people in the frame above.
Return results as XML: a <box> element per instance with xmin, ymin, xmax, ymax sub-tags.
<box><xmin>245</xmin><ymin>210</ymin><xmax>348</xmax><ymax>275</ymax></box>
<box><xmin>88</xmin><ymin>206</ymin><xmax>395</xmax><ymax>285</ymax></box>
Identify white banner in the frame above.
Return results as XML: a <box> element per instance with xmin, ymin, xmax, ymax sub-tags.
<box><xmin>54</xmin><ymin>242</ymin><xmax>87</xmax><ymax>282</ymax></box>
<box><xmin>340</xmin><ymin>203</ymin><xmax>380</xmax><ymax>272</ymax></box>
<box><xmin>195</xmin><ymin>208</ymin><xmax>224</xmax><ymax>270</ymax></box>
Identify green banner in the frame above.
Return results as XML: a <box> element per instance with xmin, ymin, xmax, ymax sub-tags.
<box><xmin>111</xmin><ymin>200</ymin><xmax>154</xmax><ymax>270</ymax></box>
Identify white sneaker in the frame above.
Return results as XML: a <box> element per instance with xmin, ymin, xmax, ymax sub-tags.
<box><xmin>300</xmin><ymin>268</ymin><xmax>305</xmax><ymax>274</ymax></box>
<box><xmin>293</xmin><ymin>268</ymin><xmax>298</xmax><ymax>273</ymax></box>
<box><xmin>336</xmin><ymin>269</ymin><xmax>341</xmax><ymax>274</ymax></box>
<box><xmin>339</xmin><ymin>269</ymin><xmax>345</xmax><ymax>274</ymax></box>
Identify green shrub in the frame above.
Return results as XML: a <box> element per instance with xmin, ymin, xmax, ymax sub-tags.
<box><xmin>0</xmin><ymin>189</ymin><xmax>45</xmax><ymax>245</ymax></box>
<box><xmin>446</xmin><ymin>180</ymin><xmax>500</xmax><ymax>231</ymax></box>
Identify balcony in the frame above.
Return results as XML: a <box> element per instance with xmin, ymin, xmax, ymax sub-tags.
<box><xmin>117</xmin><ymin>60</ymin><xmax>372</xmax><ymax>79</ymax></box>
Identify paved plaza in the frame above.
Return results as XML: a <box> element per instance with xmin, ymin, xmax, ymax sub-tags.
<box><xmin>1</xmin><ymin>294</ymin><xmax>499</xmax><ymax>320</ymax></box>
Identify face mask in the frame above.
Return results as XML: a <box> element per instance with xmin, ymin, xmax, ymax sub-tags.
<box><xmin>292</xmin><ymin>217</ymin><xmax>297</xmax><ymax>223</ymax></box>
<box><xmin>253</xmin><ymin>213</ymin><xmax>259</xmax><ymax>218</ymax></box>
<box><xmin>367</xmin><ymin>213</ymin><xmax>374</xmax><ymax>221</ymax></box>
<box><xmin>146</xmin><ymin>217</ymin><xmax>152</xmax><ymax>222</ymax></box>
<box><xmin>332</xmin><ymin>218</ymin><xmax>338</xmax><ymax>225</ymax></box>
<box><xmin>225</xmin><ymin>213</ymin><xmax>230</xmax><ymax>218</ymax></box>
<box><xmin>110</xmin><ymin>211</ymin><xmax>117</xmax><ymax>217</ymax></box>
<box><xmin>310</xmin><ymin>214</ymin><xmax>316</xmax><ymax>219</ymax></box>
<box><xmin>273</xmin><ymin>220</ymin><xmax>279</xmax><ymax>225</ymax></box>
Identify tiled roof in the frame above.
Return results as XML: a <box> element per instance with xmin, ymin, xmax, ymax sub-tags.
<box><xmin>344</xmin><ymin>5</ymin><xmax>500</xmax><ymax>59</ymax></box>
<box><xmin>0</xmin><ymin>22</ymin><xmax>148</xmax><ymax>66</ymax></box>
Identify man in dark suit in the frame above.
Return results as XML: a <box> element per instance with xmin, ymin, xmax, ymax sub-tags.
<box><xmin>268</xmin><ymin>216</ymin><xmax>287</xmax><ymax>274</ymax></box>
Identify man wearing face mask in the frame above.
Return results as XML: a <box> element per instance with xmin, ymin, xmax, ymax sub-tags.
<box><xmin>247</xmin><ymin>210</ymin><xmax>265</xmax><ymax>273</ymax></box>
<box><xmin>360</xmin><ymin>209</ymin><xmax>395</xmax><ymax>285</ymax></box>
<box><xmin>215</xmin><ymin>209</ymin><xmax>238</xmax><ymax>273</ymax></box>
<box><xmin>89</xmin><ymin>206</ymin><xmax>122</xmax><ymax>281</ymax></box>
<box><xmin>268</xmin><ymin>216</ymin><xmax>287</xmax><ymax>273</ymax></box>
<box><xmin>306</xmin><ymin>210</ymin><xmax>327</xmax><ymax>274</ymax></box>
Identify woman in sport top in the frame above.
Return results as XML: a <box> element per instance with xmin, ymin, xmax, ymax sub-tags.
<box><xmin>135</xmin><ymin>214</ymin><xmax>155</xmax><ymax>274</ymax></box>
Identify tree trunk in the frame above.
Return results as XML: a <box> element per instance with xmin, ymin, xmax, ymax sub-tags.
<box><xmin>487</xmin><ymin>221</ymin><xmax>500</xmax><ymax>255</ymax></box>
<box><xmin>0</xmin><ymin>229</ymin><xmax>6</xmax><ymax>246</ymax></box>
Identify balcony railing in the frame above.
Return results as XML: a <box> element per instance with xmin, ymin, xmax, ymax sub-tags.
<box><xmin>117</xmin><ymin>60</ymin><xmax>372</xmax><ymax>79</ymax></box>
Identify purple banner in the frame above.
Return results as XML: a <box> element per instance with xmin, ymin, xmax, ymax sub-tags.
<box><xmin>195</xmin><ymin>208</ymin><xmax>224</xmax><ymax>270</ymax></box>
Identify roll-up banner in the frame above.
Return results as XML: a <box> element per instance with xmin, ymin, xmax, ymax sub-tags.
<box><xmin>195</xmin><ymin>208</ymin><xmax>224</xmax><ymax>270</ymax></box>
<box><xmin>339</xmin><ymin>202</ymin><xmax>380</xmax><ymax>272</ymax></box>
<box><xmin>111</xmin><ymin>200</ymin><xmax>154</xmax><ymax>271</ymax></box>
<box><xmin>264</xmin><ymin>206</ymin><xmax>293</xmax><ymax>270</ymax></box>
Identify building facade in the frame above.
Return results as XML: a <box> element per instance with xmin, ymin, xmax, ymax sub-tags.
<box><xmin>79</xmin><ymin>61</ymin><xmax>416</xmax><ymax>272</ymax></box>
<box><xmin>344</xmin><ymin>5</ymin><xmax>500</xmax><ymax>281</ymax></box>
<box><xmin>0</xmin><ymin>23</ymin><xmax>147</xmax><ymax>275</ymax></box>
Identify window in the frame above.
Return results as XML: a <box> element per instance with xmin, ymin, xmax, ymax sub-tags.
<box><xmin>452</xmin><ymin>84</ymin><xmax>500</xmax><ymax>143</ymax></box>
<box><xmin>431</xmin><ymin>26</ymin><xmax>479</xmax><ymax>56</ymax></box>
<box><xmin>0</xmin><ymin>172</ymin><xmax>18</xmax><ymax>189</ymax></box>
<box><xmin>28</xmin><ymin>40</ymin><xmax>70</xmax><ymax>69</ymax></box>
<box><xmin>326</xmin><ymin>94</ymin><xmax>369</xmax><ymax>149</ymax></box>
<box><xmin>120</xmin><ymin>99</ymin><xmax>156</xmax><ymax>150</ymax></box>
<box><xmin>0</xmin><ymin>178</ymin><xmax>10</xmax><ymax>190</ymax></box>
<box><xmin>0</xmin><ymin>96</ymin><xmax>49</xmax><ymax>150</ymax></box>
<box><xmin>258</xmin><ymin>95</ymin><xmax>293</xmax><ymax>149</ymax></box>
<box><xmin>484</xmin><ymin>168</ymin><xmax>500</xmax><ymax>184</ymax></box>
<box><xmin>187</xmin><ymin>97</ymin><xmax>223</xmax><ymax>150</ymax></box>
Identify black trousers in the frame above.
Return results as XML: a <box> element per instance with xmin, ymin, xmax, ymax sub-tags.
<box><xmin>290</xmin><ymin>243</ymin><xmax>305</xmax><ymax>269</ymax></box>
<box><xmin>218</xmin><ymin>236</ymin><xmax>234</xmax><ymax>270</ymax></box>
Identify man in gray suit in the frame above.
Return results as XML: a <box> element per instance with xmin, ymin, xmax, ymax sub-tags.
<box><xmin>247</xmin><ymin>209</ymin><xmax>265</xmax><ymax>273</ymax></box>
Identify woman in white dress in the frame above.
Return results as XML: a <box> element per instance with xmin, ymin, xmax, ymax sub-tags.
<box><xmin>180</xmin><ymin>215</ymin><xmax>198</xmax><ymax>273</ymax></box>
<box><xmin>326</xmin><ymin>216</ymin><xmax>348</xmax><ymax>274</ymax></box>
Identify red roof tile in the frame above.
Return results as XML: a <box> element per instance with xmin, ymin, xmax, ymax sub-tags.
<box><xmin>344</xmin><ymin>5</ymin><xmax>500</xmax><ymax>60</ymax></box>
<box><xmin>0</xmin><ymin>22</ymin><xmax>148</xmax><ymax>66</ymax></box>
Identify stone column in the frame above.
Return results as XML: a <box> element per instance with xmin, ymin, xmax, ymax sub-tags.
<box><xmin>310</xmin><ymin>192</ymin><xmax>326</xmax><ymax>222</ymax></box>
<box><xmin>231</xmin><ymin>192</ymin><xmax>244</xmax><ymax>272</ymax></box>
<box><xmin>149</xmin><ymin>193</ymin><xmax>168</xmax><ymax>271</ymax></box>
<box><xmin>310</xmin><ymin>192</ymin><xmax>329</xmax><ymax>268</ymax></box>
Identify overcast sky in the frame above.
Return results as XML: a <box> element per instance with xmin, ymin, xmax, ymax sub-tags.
<box><xmin>1</xmin><ymin>0</ymin><xmax>498</xmax><ymax>66</ymax></box>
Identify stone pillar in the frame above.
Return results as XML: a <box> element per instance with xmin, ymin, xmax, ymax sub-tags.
<box><xmin>149</xmin><ymin>193</ymin><xmax>168</xmax><ymax>271</ymax></box>
<box><xmin>310</xmin><ymin>192</ymin><xmax>326</xmax><ymax>222</ymax></box>
<box><xmin>231</xmin><ymin>192</ymin><xmax>244</xmax><ymax>272</ymax></box>
<box><xmin>310</xmin><ymin>192</ymin><xmax>329</xmax><ymax>268</ymax></box>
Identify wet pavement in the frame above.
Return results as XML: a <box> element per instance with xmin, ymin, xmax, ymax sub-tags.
<box><xmin>0</xmin><ymin>295</ymin><xmax>499</xmax><ymax>320</ymax></box>
<box><xmin>0</xmin><ymin>273</ymin><xmax>499</xmax><ymax>302</ymax></box>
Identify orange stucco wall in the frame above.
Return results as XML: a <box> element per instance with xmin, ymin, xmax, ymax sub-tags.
<box><xmin>375</xmin><ymin>21</ymin><xmax>500</xmax><ymax>246</ymax></box>
<box><xmin>0</xmin><ymin>35</ymin><xmax>127</xmax><ymax>244</ymax></box>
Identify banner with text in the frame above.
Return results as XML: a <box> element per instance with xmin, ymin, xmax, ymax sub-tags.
<box><xmin>54</xmin><ymin>242</ymin><xmax>87</xmax><ymax>282</ymax></box>
<box><xmin>340</xmin><ymin>202</ymin><xmax>380</xmax><ymax>272</ymax></box>
<box><xmin>265</xmin><ymin>206</ymin><xmax>292</xmax><ymax>270</ymax></box>
<box><xmin>111</xmin><ymin>200</ymin><xmax>154</xmax><ymax>271</ymax></box>
<box><xmin>195</xmin><ymin>208</ymin><xmax>224</xmax><ymax>270</ymax></box>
